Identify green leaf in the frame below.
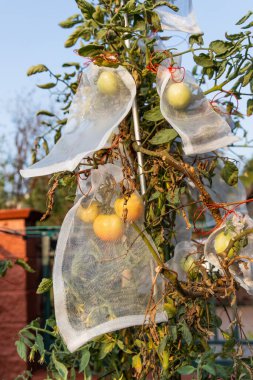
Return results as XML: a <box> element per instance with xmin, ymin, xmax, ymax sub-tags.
<box><xmin>15</xmin><ymin>340</ymin><xmax>27</xmax><ymax>361</ymax></box>
<box><xmin>152</xmin><ymin>1</ymin><xmax>178</xmax><ymax>12</ymax></box>
<box><xmin>79</xmin><ymin>349</ymin><xmax>90</xmax><ymax>372</ymax></box>
<box><xmin>98</xmin><ymin>342</ymin><xmax>115</xmax><ymax>359</ymax></box>
<box><xmin>37</xmin><ymin>82</ymin><xmax>56</xmax><ymax>89</ymax></box>
<box><xmin>150</xmin><ymin>129</ymin><xmax>178</xmax><ymax>145</ymax></box>
<box><xmin>77</xmin><ymin>44</ymin><xmax>104</xmax><ymax>57</ymax></box>
<box><xmin>225</xmin><ymin>32</ymin><xmax>245</xmax><ymax>41</ymax></box>
<box><xmin>202</xmin><ymin>364</ymin><xmax>216</xmax><ymax>376</ymax></box>
<box><xmin>247</xmin><ymin>99</ymin><xmax>253</xmax><ymax>116</ymax></box>
<box><xmin>170</xmin><ymin>325</ymin><xmax>177</xmax><ymax>342</ymax></box>
<box><xmin>177</xmin><ymin>365</ymin><xmax>196</xmax><ymax>375</ymax></box>
<box><xmin>52</xmin><ymin>352</ymin><xmax>68</xmax><ymax>380</ymax></box>
<box><xmin>27</xmin><ymin>64</ymin><xmax>48</xmax><ymax>76</ymax></box>
<box><xmin>221</xmin><ymin>161</ymin><xmax>239</xmax><ymax>186</ymax></box>
<box><xmin>42</xmin><ymin>139</ymin><xmax>49</xmax><ymax>155</ymax></box>
<box><xmin>64</xmin><ymin>26</ymin><xmax>90</xmax><ymax>48</ymax></box>
<box><xmin>209</xmin><ymin>40</ymin><xmax>233</xmax><ymax>55</ymax></box>
<box><xmin>242</xmin><ymin>21</ymin><xmax>253</xmax><ymax>29</ymax></box>
<box><xmin>180</xmin><ymin>322</ymin><xmax>193</xmax><ymax>345</ymax></box>
<box><xmin>35</xmin><ymin>334</ymin><xmax>44</xmax><ymax>356</ymax></box>
<box><xmin>36</xmin><ymin>278</ymin><xmax>53</xmax><ymax>294</ymax></box>
<box><xmin>54</xmin><ymin>129</ymin><xmax>62</xmax><ymax>143</ymax></box>
<box><xmin>193</xmin><ymin>53</ymin><xmax>214</xmax><ymax>68</ymax></box>
<box><xmin>22</xmin><ymin>330</ymin><xmax>35</xmax><ymax>341</ymax></box>
<box><xmin>143</xmin><ymin>106</ymin><xmax>164</xmax><ymax>122</ymax></box>
<box><xmin>36</xmin><ymin>110</ymin><xmax>55</xmax><ymax>117</ymax></box>
<box><xmin>158</xmin><ymin>336</ymin><xmax>168</xmax><ymax>355</ymax></box>
<box><xmin>150</xmin><ymin>11</ymin><xmax>161</xmax><ymax>31</ymax></box>
<box><xmin>242</xmin><ymin>69</ymin><xmax>253</xmax><ymax>87</ymax></box>
<box><xmin>15</xmin><ymin>259</ymin><xmax>35</xmax><ymax>273</ymax></box>
<box><xmin>239</xmin><ymin>62</ymin><xmax>252</xmax><ymax>74</ymax></box>
<box><xmin>59</xmin><ymin>14</ymin><xmax>83</xmax><ymax>28</ymax></box>
<box><xmin>189</xmin><ymin>33</ymin><xmax>204</xmax><ymax>46</ymax></box>
<box><xmin>149</xmin><ymin>191</ymin><xmax>161</xmax><ymax>201</ymax></box>
<box><xmin>70</xmin><ymin>368</ymin><xmax>76</xmax><ymax>380</ymax></box>
<box><xmin>216</xmin><ymin>60</ymin><xmax>227</xmax><ymax>80</ymax></box>
<box><xmin>122</xmin><ymin>0</ymin><xmax>135</xmax><ymax>13</ymax></box>
<box><xmin>62</xmin><ymin>62</ymin><xmax>80</xmax><ymax>69</ymax></box>
<box><xmin>132</xmin><ymin>354</ymin><xmax>142</xmax><ymax>374</ymax></box>
<box><xmin>75</xmin><ymin>0</ymin><xmax>96</xmax><ymax>19</ymax></box>
<box><xmin>0</xmin><ymin>259</ymin><xmax>13</xmax><ymax>277</ymax></box>
<box><xmin>236</xmin><ymin>11</ymin><xmax>253</xmax><ymax>25</ymax></box>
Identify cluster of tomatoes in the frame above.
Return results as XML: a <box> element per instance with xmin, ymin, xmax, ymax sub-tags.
<box><xmin>76</xmin><ymin>193</ymin><xmax>144</xmax><ymax>242</ymax></box>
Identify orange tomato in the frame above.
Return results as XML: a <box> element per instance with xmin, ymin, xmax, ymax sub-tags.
<box><xmin>76</xmin><ymin>202</ymin><xmax>99</xmax><ymax>223</ymax></box>
<box><xmin>93</xmin><ymin>214</ymin><xmax>124</xmax><ymax>241</ymax></box>
<box><xmin>114</xmin><ymin>193</ymin><xmax>144</xmax><ymax>222</ymax></box>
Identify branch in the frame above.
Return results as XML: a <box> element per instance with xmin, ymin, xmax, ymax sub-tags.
<box><xmin>132</xmin><ymin>143</ymin><xmax>222</xmax><ymax>224</ymax></box>
<box><xmin>224</xmin><ymin>227</ymin><xmax>253</xmax><ymax>260</ymax></box>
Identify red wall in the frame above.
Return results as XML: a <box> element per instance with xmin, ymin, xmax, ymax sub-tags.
<box><xmin>0</xmin><ymin>209</ymin><xmax>42</xmax><ymax>380</ymax></box>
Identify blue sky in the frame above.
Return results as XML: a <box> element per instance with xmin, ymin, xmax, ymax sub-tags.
<box><xmin>0</xmin><ymin>0</ymin><xmax>252</xmax><ymax>164</ymax></box>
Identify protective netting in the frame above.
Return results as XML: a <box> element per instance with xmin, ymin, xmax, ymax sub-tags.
<box><xmin>204</xmin><ymin>213</ymin><xmax>253</xmax><ymax>295</ymax></box>
<box><xmin>157</xmin><ymin>64</ymin><xmax>239</xmax><ymax>155</ymax></box>
<box><xmin>188</xmin><ymin>165</ymin><xmax>248</xmax><ymax>230</ymax></box>
<box><xmin>21</xmin><ymin>64</ymin><xmax>136</xmax><ymax>178</ymax></box>
<box><xmin>53</xmin><ymin>164</ymin><xmax>167</xmax><ymax>352</ymax></box>
<box><xmin>154</xmin><ymin>0</ymin><xmax>202</xmax><ymax>34</ymax></box>
<box><xmin>166</xmin><ymin>241</ymin><xmax>199</xmax><ymax>282</ymax></box>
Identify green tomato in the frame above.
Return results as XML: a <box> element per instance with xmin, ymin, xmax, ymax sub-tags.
<box><xmin>180</xmin><ymin>255</ymin><xmax>196</xmax><ymax>274</ymax></box>
<box><xmin>214</xmin><ymin>231</ymin><xmax>233</xmax><ymax>255</ymax></box>
<box><xmin>97</xmin><ymin>71</ymin><xmax>118</xmax><ymax>95</ymax></box>
<box><xmin>166</xmin><ymin>82</ymin><xmax>192</xmax><ymax>110</ymax></box>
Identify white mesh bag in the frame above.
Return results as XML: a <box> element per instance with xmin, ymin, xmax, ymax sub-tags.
<box><xmin>204</xmin><ymin>213</ymin><xmax>253</xmax><ymax>295</ymax></box>
<box><xmin>166</xmin><ymin>241</ymin><xmax>199</xmax><ymax>282</ymax></box>
<box><xmin>173</xmin><ymin>212</ymin><xmax>192</xmax><ymax>245</ymax></box>
<box><xmin>21</xmin><ymin>64</ymin><xmax>136</xmax><ymax>178</ymax></box>
<box><xmin>157</xmin><ymin>64</ymin><xmax>239</xmax><ymax>155</ymax></box>
<box><xmin>205</xmin><ymin>172</ymin><xmax>248</xmax><ymax>216</ymax></box>
<box><xmin>53</xmin><ymin>163</ymin><xmax>167</xmax><ymax>352</ymax></box>
<box><xmin>154</xmin><ymin>0</ymin><xmax>202</xmax><ymax>34</ymax></box>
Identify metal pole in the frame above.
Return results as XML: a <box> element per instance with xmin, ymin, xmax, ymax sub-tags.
<box><xmin>123</xmin><ymin>6</ymin><xmax>159</xmax><ymax>299</ymax></box>
<box><xmin>123</xmin><ymin>11</ymin><xmax>147</xmax><ymax>196</ymax></box>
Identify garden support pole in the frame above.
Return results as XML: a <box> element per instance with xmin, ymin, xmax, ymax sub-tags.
<box><xmin>122</xmin><ymin>7</ymin><xmax>147</xmax><ymax>196</ymax></box>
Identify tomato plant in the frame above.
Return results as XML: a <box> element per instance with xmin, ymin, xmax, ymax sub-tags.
<box><xmin>13</xmin><ymin>2</ymin><xmax>253</xmax><ymax>379</ymax></box>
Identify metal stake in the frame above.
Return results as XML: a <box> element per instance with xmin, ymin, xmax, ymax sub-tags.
<box><xmin>123</xmin><ymin>11</ymin><xmax>147</xmax><ymax>196</ymax></box>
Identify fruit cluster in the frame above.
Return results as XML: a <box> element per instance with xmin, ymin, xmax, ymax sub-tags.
<box><xmin>76</xmin><ymin>193</ymin><xmax>144</xmax><ymax>242</ymax></box>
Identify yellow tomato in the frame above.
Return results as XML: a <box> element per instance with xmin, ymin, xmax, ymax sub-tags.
<box><xmin>93</xmin><ymin>214</ymin><xmax>124</xmax><ymax>241</ymax></box>
<box><xmin>97</xmin><ymin>71</ymin><xmax>118</xmax><ymax>95</ymax></box>
<box><xmin>114</xmin><ymin>193</ymin><xmax>144</xmax><ymax>222</ymax></box>
<box><xmin>166</xmin><ymin>82</ymin><xmax>192</xmax><ymax>110</ymax></box>
<box><xmin>214</xmin><ymin>231</ymin><xmax>233</xmax><ymax>255</ymax></box>
<box><xmin>76</xmin><ymin>202</ymin><xmax>99</xmax><ymax>223</ymax></box>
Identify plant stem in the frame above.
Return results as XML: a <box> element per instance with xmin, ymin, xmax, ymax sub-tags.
<box><xmin>224</xmin><ymin>228</ymin><xmax>253</xmax><ymax>257</ymax></box>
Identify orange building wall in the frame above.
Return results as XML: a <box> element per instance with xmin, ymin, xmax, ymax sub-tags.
<box><xmin>0</xmin><ymin>209</ymin><xmax>42</xmax><ymax>380</ymax></box>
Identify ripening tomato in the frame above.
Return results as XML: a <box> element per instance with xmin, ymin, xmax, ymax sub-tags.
<box><xmin>180</xmin><ymin>255</ymin><xmax>196</xmax><ymax>274</ymax></box>
<box><xmin>76</xmin><ymin>202</ymin><xmax>100</xmax><ymax>223</ymax></box>
<box><xmin>214</xmin><ymin>231</ymin><xmax>234</xmax><ymax>257</ymax></box>
<box><xmin>166</xmin><ymin>82</ymin><xmax>192</xmax><ymax>110</ymax></box>
<box><xmin>114</xmin><ymin>193</ymin><xmax>144</xmax><ymax>222</ymax></box>
<box><xmin>93</xmin><ymin>214</ymin><xmax>124</xmax><ymax>241</ymax></box>
<box><xmin>97</xmin><ymin>71</ymin><xmax>118</xmax><ymax>95</ymax></box>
